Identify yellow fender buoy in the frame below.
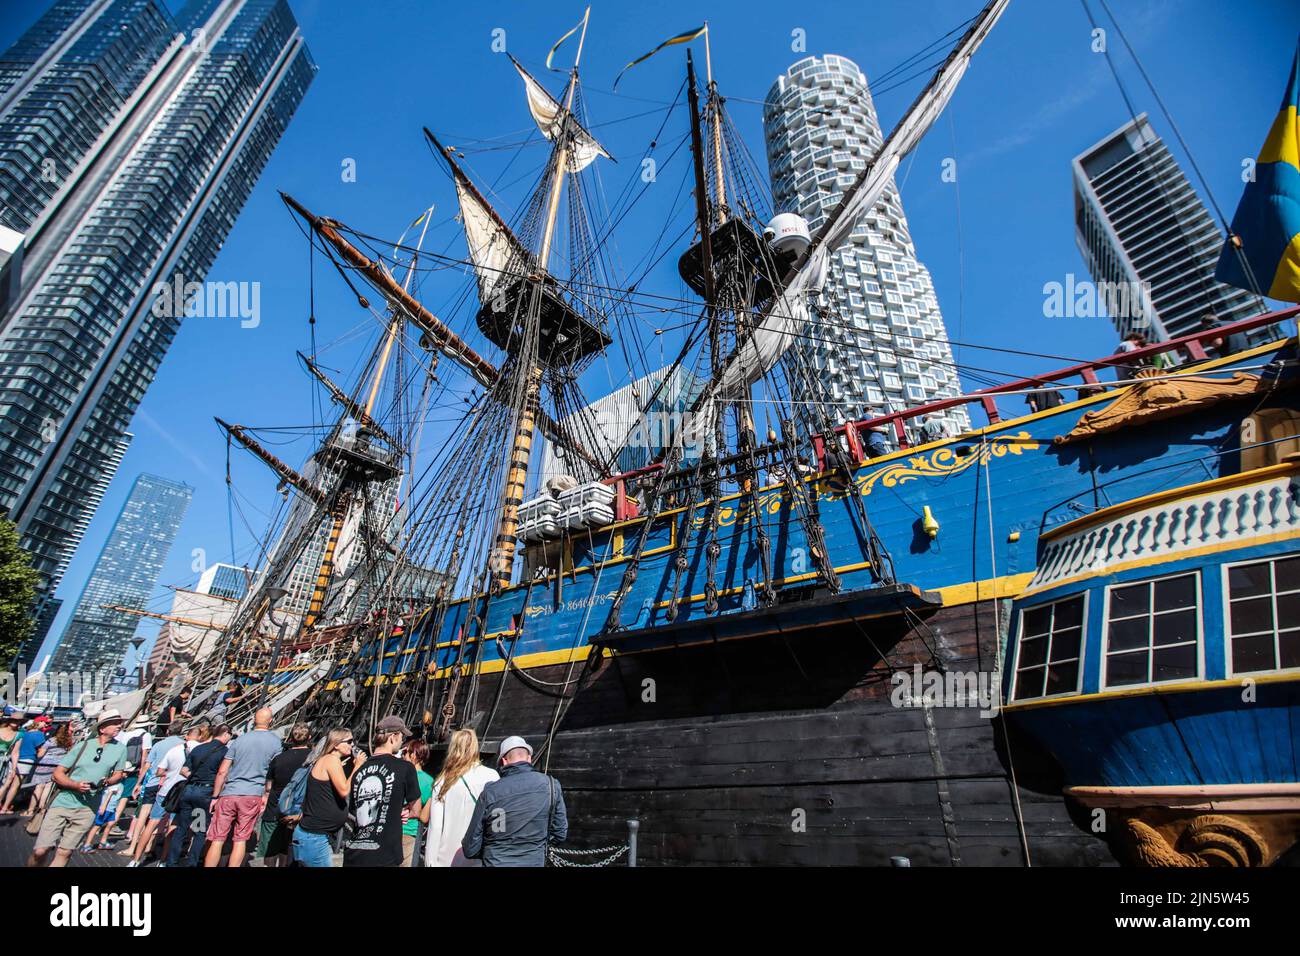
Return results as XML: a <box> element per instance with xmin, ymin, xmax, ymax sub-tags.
<box><xmin>922</xmin><ymin>505</ymin><xmax>940</xmax><ymax>539</ymax></box>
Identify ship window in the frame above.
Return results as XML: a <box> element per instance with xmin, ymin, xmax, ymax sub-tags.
<box><xmin>1103</xmin><ymin>572</ymin><xmax>1200</xmax><ymax>688</ymax></box>
<box><xmin>1012</xmin><ymin>594</ymin><xmax>1085</xmax><ymax>701</ymax></box>
<box><xmin>1225</xmin><ymin>553</ymin><xmax>1300</xmax><ymax>675</ymax></box>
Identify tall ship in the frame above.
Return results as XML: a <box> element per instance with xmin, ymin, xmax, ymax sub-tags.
<box><xmin>131</xmin><ymin>1</ymin><xmax>1300</xmax><ymax>866</ymax></box>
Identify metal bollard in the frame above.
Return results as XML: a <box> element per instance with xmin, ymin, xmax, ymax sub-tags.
<box><xmin>627</xmin><ymin>818</ymin><xmax>639</xmax><ymax>867</ymax></box>
<box><xmin>890</xmin><ymin>855</ymin><xmax>911</xmax><ymax>867</ymax></box>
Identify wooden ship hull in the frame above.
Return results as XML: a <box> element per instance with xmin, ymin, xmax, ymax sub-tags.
<box><xmin>254</xmin><ymin>316</ymin><xmax>1298</xmax><ymax>866</ymax></box>
<box><xmin>190</xmin><ymin>7</ymin><xmax>1300</xmax><ymax>866</ymax></box>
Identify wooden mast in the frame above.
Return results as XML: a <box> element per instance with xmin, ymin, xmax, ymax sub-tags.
<box><xmin>703</xmin><ymin>23</ymin><xmax>727</xmax><ymax>223</ymax></box>
<box><xmin>489</xmin><ymin>8</ymin><xmax>590</xmax><ymax>590</ymax></box>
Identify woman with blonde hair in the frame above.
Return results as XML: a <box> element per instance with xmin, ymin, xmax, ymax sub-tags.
<box><xmin>292</xmin><ymin>727</ymin><xmax>365</xmax><ymax>867</ymax></box>
<box><xmin>423</xmin><ymin>728</ymin><xmax>498</xmax><ymax>867</ymax></box>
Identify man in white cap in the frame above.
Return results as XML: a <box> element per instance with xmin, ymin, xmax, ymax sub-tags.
<box><xmin>27</xmin><ymin>709</ymin><xmax>128</xmax><ymax>867</ymax></box>
<box><xmin>462</xmin><ymin>734</ymin><xmax>567</xmax><ymax>867</ymax></box>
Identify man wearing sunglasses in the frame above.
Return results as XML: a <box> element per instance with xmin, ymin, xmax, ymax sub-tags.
<box><xmin>27</xmin><ymin>709</ymin><xmax>127</xmax><ymax>867</ymax></box>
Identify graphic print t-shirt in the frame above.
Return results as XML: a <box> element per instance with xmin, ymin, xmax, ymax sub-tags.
<box><xmin>343</xmin><ymin>753</ymin><xmax>420</xmax><ymax>867</ymax></box>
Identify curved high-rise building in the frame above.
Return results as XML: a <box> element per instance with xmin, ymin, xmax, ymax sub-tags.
<box><xmin>763</xmin><ymin>55</ymin><xmax>967</xmax><ymax>431</ymax></box>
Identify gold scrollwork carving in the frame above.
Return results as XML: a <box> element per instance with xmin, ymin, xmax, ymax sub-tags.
<box><xmin>693</xmin><ymin>432</ymin><xmax>1040</xmax><ymax>529</ymax></box>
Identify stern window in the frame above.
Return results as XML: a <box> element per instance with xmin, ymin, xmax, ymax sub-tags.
<box><xmin>1226</xmin><ymin>554</ymin><xmax>1300</xmax><ymax>674</ymax></box>
<box><xmin>1013</xmin><ymin>595</ymin><xmax>1085</xmax><ymax>700</ymax></box>
<box><xmin>1104</xmin><ymin>573</ymin><xmax>1200</xmax><ymax>687</ymax></box>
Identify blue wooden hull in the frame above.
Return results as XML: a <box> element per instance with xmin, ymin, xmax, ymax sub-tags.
<box><xmin>1006</xmin><ymin>679</ymin><xmax>1300</xmax><ymax>788</ymax></box>
<box><xmin>336</xmin><ymin>340</ymin><xmax>1295</xmax><ymax>690</ymax></box>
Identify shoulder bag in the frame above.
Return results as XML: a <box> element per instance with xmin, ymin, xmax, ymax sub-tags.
<box><xmin>25</xmin><ymin>740</ymin><xmax>90</xmax><ymax>836</ymax></box>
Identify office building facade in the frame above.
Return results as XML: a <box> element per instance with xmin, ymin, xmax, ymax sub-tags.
<box><xmin>1073</xmin><ymin>113</ymin><xmax>1267</xmax><ymax>342</ymax></box>
<box><xmin>0</xmin><ymin>0</ymin><xmax>315</xmax><ymax>611</ymax></box>
<box><xmin>15</xmin><ymin>430</ymin><xmax>131</xmax><ymax>668</ymax></box>
<box><xmin>47</xmin><ymin>472</ymin><xmax>192</xmax><ymax>676</ymax></box>
<box><xmin>763</xmin><ymin>55</ymin><xmax>968</xmax><ymax>430</ymax></box>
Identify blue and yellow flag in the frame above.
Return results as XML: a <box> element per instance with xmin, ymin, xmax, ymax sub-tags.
<box><xmin>1216</xmin><ymin>40</ymin><xmax>1300</xmax><ymax>302</ymax></box>
<box><xmin>614</xmin><ymin>25</ymin><xmax>708</xmax><ymax>91</ymax></box>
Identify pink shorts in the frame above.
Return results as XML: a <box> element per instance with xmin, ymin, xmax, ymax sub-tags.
<box><xmin>206</xmin><ymin>795</ymin><xmax>264</xmax><ymax>843</ymax></box>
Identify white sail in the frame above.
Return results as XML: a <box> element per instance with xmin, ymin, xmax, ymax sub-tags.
<box><xmin>455</xmin><ymin>177</ymin><xmax>518</xmax><ymax>298</ymax></box>
<box><xmin>708</xmin><ymin>0</ymin><xmax>1008</xmax><ymax>399</ymax></box>
<box><xmin>512</xmin><ymin>57</ymin><xmax>611</xmax><ymax>172</ymax></box>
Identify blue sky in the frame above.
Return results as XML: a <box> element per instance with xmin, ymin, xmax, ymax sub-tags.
<box><xmin>4</xmin><ymin>0</ymin><xmax>1298</xmax><ymax>670</ymax></box>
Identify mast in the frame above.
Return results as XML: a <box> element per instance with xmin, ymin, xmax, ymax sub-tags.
<box><xmin>686</xmin><ymin>50</ymin><xmax>730</xmax><ymax>473</ymax></box>
<box><xmin>298</xmin><ymin>353</ymin><xmax>399</xmax><ymax>448</ymax></box>
<box><xmin>365</xmin><ymin>209</ymin><xmax>432</xmax><ymax>417</ymax></box>
<box><xmin>280</xmin><ymin>192</ymin><xmax>498</xmax><ymax>388</ymax></box>
<box><xmin>489</xmin><ymin>8</ymin><xmax>590</xmax><ymax>590</ymax></box>
<box><xmin>703</xmin><ymin>23</ymin><xmax>727</xmax><ymax>222</ymax></box>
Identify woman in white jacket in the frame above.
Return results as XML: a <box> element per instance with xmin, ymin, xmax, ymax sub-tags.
<box><xmin>423</xmin><ymin>728</ymin><xmax>499</xmax><ymax>867</ymax></box>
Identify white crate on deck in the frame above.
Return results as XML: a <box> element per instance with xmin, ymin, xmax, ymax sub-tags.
<box><xmin>519</xmin><ymin>494</ymin><xmax>563</xmax><ymax>541</ymax></box>
<box><xmin>557</xmin><ymin>482</ymin><xmax>616</xmax><ymax>530</ymax></box>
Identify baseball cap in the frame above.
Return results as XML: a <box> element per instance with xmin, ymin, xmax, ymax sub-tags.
<box><xmin>376</xmin><ymin>714</ymin><xmax>412</xmax><ymax>737</ymax></box>
<box><xmin>498</xmin><ymin>735</ymin><xmax>533</xmax><ymax>758</ymax></box>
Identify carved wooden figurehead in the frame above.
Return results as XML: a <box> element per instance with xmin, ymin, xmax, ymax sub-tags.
<box><xmin>1055</xmin><ymin>372</ymin><xmax>1281</xmax><ymax>445</ymax></box>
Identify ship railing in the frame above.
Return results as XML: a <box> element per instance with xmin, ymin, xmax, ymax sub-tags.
<box><xmin>1041</xmin><ymin>431</ymin><xmax>1300</xmax><ymax>533</ymax></box>
<box><xmin>601</xmin><ymin>305</ymin><xmax>1300</xmax><ymax>522</ymax></box>
<box><xmin>853</xmin><ymin>304</ymin><xmax>1300</xmax><ymax>456</ymax></box>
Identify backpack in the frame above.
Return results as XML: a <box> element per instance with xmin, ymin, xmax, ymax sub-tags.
<box><xmin>124</xmin><ymin>734</ymin><xmax>144</xmax><ymax>769</ymax></box>
<box><xmin>278</xmin><ymin>765</ymin><xmax>311</xmax><ymax>818</ymax></box>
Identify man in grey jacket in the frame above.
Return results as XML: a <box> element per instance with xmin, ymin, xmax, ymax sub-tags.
<box><xmin>462</xmin><ymin>735</ymin><xmax>566</xmax><ymax>867</ymax></box>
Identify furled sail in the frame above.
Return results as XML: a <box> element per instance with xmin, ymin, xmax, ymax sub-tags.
<box><xmin>704</xmin><ymin>0</ymin><xmax>1009</xmax><ymax>402</ymax></box>
<box><xmin>455</xmin><ymin>177</ymin><xmax>519</xmax><ymax>299</ymax></box>
<box><xmin>510</xmin><ymin>56</ymin><xmax>611</xmax><ymax>172</ymax></box>
<box><xmin>426</xmin><ymin>127</ymin><xmax>532</xmax><ymax>303</ymax></box>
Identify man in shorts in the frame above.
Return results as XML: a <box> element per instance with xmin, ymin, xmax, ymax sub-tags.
<box><xmin>27</xmin><ymin>709</ymin><xmax>127</xmax><ymax>867</ymax></box>
<box><xmin>204</xmin><ymin>707</ymin><xmax>282</xmax><ymax>867</ymax></box>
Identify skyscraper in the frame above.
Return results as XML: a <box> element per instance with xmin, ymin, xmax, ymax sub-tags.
<box><xmin>15</xmin><ymin>431</ymin><xmax>131</xmax><ymax>668</ymax></box>
<box><xmin>537</xmin><ymin>365</ymin><xmax>706</xmax><ymax>484</ymax></box>
<box><xmin>197</xmin><ymin>561</ymin><xmax>252</xmax><ymax>601</ymax></box>
<box><xmin>1073</xmin><ymin>113</ymin><xmax>1268</xmax><ymax>342</ymax></box>
<box><xmin>763</xmin><ymin>55</ymin><xmax>968</xmax><ymax>429</ymax></box>
<box><xmin>0</xmin><ymin>0</ymin><xmax>315</xmax><ymax>611</ymax></box>
<box><xmin>47</xmin><ymin>472</ymin><xmax>192</xmax><ymax>677</ymax></box>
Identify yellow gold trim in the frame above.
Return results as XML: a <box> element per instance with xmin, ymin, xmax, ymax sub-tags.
<box><xmin>934</xmin><ymin>573</ymin><xmax>1035</xmax><ymax>606</ymax></box>
<box><xmin>1003</xmin><ymin>670</ymin><xmax>1300</xmax><ymax>712</ymax></box>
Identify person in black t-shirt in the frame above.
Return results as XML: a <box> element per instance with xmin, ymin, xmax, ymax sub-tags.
<box><xmin>260</xmin><ymin>723</ymin><xmax>311</xmax><ymax>867</ymax></box>
<box><xmin>154</xmin><ymin>689</ymin><xmax>192</xmax><ymax>736</ymax></box>
<box><xmin>342</xmin><ymin>715</ymin><xmax>421</xmax><ymax>868</ymax></box>
<box><xmin>165</xmin><ymin>724</ymin><xmax>230</xmax><ymax>867</ymax></box>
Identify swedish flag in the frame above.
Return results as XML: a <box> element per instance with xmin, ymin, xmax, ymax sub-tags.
<box><xmin>1216</xmin><ymin>40</ymin><xmax>1300</xmax><ymax>302</ymax></box>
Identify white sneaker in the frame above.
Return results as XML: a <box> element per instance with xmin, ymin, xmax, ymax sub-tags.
<box><xmin>126</xmin><ymin>860</ymin><xmax>140</xmax><ymax>868</ymax></box>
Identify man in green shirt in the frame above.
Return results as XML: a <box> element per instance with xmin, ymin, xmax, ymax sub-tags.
<box><xmin>27</xmin><ymin>709</ymin><xmax>128</xmax><ymax>867</ymax></box>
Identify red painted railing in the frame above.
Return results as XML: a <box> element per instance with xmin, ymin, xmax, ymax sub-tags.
<box><xmin>604</xmin><ymin>304</ymin><xmax>1300</xmax><ymax>518</ymax></box>
<box><xmin>852</xmin><ymin>304</ymin><xmax>1300</xmax><ymax>455</ymax></box>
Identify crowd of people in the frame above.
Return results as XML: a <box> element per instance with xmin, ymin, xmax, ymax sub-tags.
<box><xmin>3</xmin><ymin>696</ymin><xmax>567</xmax><ymax>869</ymax></box>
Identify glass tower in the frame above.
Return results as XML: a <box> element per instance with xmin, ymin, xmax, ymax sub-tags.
<box><xmin>47</xmin><ymin>472</ymin><xmax>192</xmax><ymax>677</ymax></box>
<box><xmin>0</xmin><ymin>0</ymin><xmax>316</xmax><ymax>612</ymax></box>
<box><xmin>764</xmin><ymin>55</ymin><xmax>968</xmax><ymax>431</ymax></box>
<box><xmin>1073</xmin><ymin>113</ymin><xmax>1268</xmax><ymax>342</ymax></box>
